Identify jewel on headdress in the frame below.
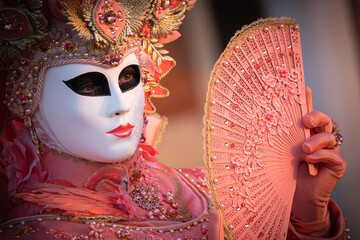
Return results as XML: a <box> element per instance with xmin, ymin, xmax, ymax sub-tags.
<box><xmin>163</xmin><ymin>0</ymin><xmax>171</xmax><ymax>8</ymax></box>
<box><xmin>102</xmin><ymin>55</ymin><xmax>111</xmax><ymax>64</ymax></box>
<box><xmin>4</xmin><ymin>21</ymin><xmax>16</xmax><ymax>31</ymax></box>
<box><xmin>111</xmin><ymin>54</ymin><xmax>120</xmax><ymax>66</ymax></box>
<box><xmin>104</xmin><ymin>10</ymin><xmax>117</xmax><ymax>24</ymax></box>
<box><xmin>39</xmin><ymin>44</ymin><xmax>48</xmax><ymax>53</ymax></box>
<box><xmin>63</xmin><ymin>40</ymin><xmax>76</xmax><ymax>52</ymax></box>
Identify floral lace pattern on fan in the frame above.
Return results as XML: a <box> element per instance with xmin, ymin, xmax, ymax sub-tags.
<box><xmin>230</xmin><ymin>64</ymin><xmax>302</xmax><ymax>212</ymax></box>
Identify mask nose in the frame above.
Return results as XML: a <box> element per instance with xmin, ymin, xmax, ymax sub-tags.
<box><xmin>106</xmin><ymin>88</ymin><xmax>131</xmax><ymax>117</ymax></box>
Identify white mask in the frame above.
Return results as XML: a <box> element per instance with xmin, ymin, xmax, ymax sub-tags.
<box><xmin>37</xmin><ymin>53</ymin><xmax>144</xmax><ymax>162</ymax></box>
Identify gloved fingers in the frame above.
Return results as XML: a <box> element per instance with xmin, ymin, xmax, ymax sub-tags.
<box><xmin>302</xmin><ymin>132</ymin><xmax>336</xmax><ymax>153</ymax></box>
<box><xmin>303</xmin><ymin>110</ymin><xmax>332</xmax><ymax>133</ymax></box>
<box><xmin>305</xmin><ymin>86</ymin><xmax>313</xmax><ymax>113</ymax></box>
<box><xmin>305</xmin><ymin>149</ymin><xmax>346</xmax><ymax>178</ymax></box>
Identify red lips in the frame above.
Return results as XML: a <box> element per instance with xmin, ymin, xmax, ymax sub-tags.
<box><xmin>106</xmin><ymin>123</ymin><xmax>134</xmax><ymax>138</ymax></box>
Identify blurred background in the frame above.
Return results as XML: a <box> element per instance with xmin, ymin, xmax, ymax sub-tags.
<box><xmin>154</xmin><ymin>0</ymin><xmax>360</xmax><ymax>238</ymax></box>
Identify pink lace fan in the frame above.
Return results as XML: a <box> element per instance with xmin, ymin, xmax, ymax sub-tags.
<box><xmin>204</xmin><ymin>17</ymin><xmax>309</xmax><ymax>239</ymax></box>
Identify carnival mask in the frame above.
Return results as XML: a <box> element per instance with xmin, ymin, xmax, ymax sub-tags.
<box><xmin>36</xmin><ymin>53</ymin><xmax>144</xmax><ymax>162</ymax></box>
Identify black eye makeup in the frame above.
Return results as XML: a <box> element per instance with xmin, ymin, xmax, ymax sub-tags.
<box><xmin>63</xmin><ymin>72</ymin><xmax>110</xmax><ymax>96</ymax></box>
<box><xmin>63</xmin><ymin>65</ymin><xmax>140</xmax><ymax>96</ymax></box>
<box><xmin>118</xmin><ymin>65</ymin><xmax>140</xmax><ymax>92</ymax></box>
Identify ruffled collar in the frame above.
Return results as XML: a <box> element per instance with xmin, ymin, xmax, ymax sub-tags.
<box><xmin>4</xmin><ymin>130</ymin><xmax>188</xmax><ymax>221</ymax></box>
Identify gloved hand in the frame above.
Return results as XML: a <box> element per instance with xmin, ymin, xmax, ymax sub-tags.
<box><xmin>290</xmin><ymin>87</ymin><xmax>346</xmax><ymax>237</ymax></box>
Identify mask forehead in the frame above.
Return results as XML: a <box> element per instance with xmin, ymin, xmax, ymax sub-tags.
<box><xmin>51</xmin><ymin>52</ymin><xmax>140</xmax><ymax>81</ymax></box>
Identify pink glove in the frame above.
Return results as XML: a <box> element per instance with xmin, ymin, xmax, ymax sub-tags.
<box><xmin>290</xmin><ymin>88</ymin><xmax>346</xmax><ymax>238</ymax></box>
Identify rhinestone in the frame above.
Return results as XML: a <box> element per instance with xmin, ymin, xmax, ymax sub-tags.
<box><xmin>4</xmin><ymin>21</ymin><xmax>15</xmax><ymax>31</ymax></box>
<box><xmin>64</xmin><ymin>40</ymin><xmax>75</xmax><ymax>52</ymax></box>
<box><xmin>111</xmin><ymin>54</ymin><xmax>121</xmax><ymax>66</ymax></box>
<box><xmin>214</xmin><ymin>179</ymin><xmax>218</xmax><ymax>183</ymax></box>
<box><xmin>104</xmin><ymin>10</ymin><xmax>117</xmax><ymax>24</ymax></box>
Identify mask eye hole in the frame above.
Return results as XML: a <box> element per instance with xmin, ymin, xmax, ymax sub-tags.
<box><xmin>118</xmin><ymin>65</ymin><xmax>140</xmax><ymax>93</ymax></box>
<box><xmin>63</xmin><ymin>72</ymin><xmax>110</xmax><ymax>96</ymax></box>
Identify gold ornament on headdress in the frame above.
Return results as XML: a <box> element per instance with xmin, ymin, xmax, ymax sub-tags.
<box><xmin>150</xmin><ymin>1</ymin><xmax>187</xmax><ymax>39</ymax></box>
<box><xmin>0</xmin><ymin>0</ymin><xmax>47</xmax><ymax>62</ymax></box>
<box><xmin>1</xmin><ymin>0</ymin><xmax>196</xmax><ymax>116</ymax></box>
<box><xmin>61</xmin><ymin>0</ymin><xmax>152</xmax><ymax>49</ymax></box>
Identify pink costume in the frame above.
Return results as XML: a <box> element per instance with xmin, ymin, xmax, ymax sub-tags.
<box><xmin>0</xmin><ymin>0</ymin><xmax>347</xmax><ymax>239</ymax></box>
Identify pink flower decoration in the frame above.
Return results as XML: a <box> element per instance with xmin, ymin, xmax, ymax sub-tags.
<box><xmin>89</xmin><ymin>222</ymin><xmax>104</xmax><ymax>239</ymax></box>
<box><xmin>2</xmin><ymin>128</ymin><xmax>49</xmax><ymax>197</ymax></box>
<box><xmin>276</xmin><ymin>65</ymin><xmax>290</xmax><ymax>82</ymax></box>
<box><xmin>262</xmin><ymin>108</ymin><xmax>277</xmax><ymax>128</ymax></box>
<box><xmin>262</xmin><ymin>74</ymin><xmax>276</xmax><ymax>87</ymax></box>
<box><xmin>231</xmin><ymin>155</ymin><xmax>247</xmax><ymax>167</ymax></box>
<box><xmin>253</xmin><ymin>95</ymin><xmax>269</xmax><ymax>108</ymax></box>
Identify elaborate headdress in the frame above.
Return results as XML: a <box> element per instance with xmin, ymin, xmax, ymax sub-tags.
<box><xmin>0</xmin><ymin>0</ymin><xmax>195</xmax><ymax>117</ymax></box>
